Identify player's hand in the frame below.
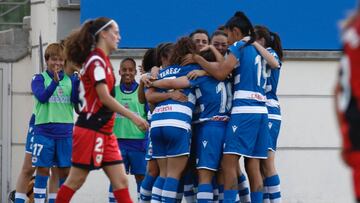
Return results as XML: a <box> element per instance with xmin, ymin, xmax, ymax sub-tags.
<box><xmin>170</xmin><ymin>90</ymin><xmax>188</xmax><ymax>102</ymax></box>
<box><xmin>53</xmin><ymin>70</ymin><xmax>60</xmax><ymax>82</ymax></box>
<box><xmin>140</xmin><ymin>74</ymin><xmax>151</xmax><ymax>88</ymax></box>
<box><xmin>242</xmin><ymin>36</ymin><xmax>251</xmax><ymax>42</ymax></box>
<box><xmin>181</xmin><ymin>54</ymin><xmax>195</xmax><ymax>66</ymax></box>
<box><xmin>132</xmin><ymin>116</ymin><xmax>149</xmax><ymax>131</ymax></box>
<box><xmin>187</xmin><ymin>70</ymin><xmax>207</xmax><ymax>80</ymax></box>
<box><xmin>200</xmin><ymin>45</ymin><xmax>211</xmax><ymax>52</ymax></box>
<box><xmin>150</xmin><ymin>66</ymin><xmax>160</xmax><ymax>79</ymax></box>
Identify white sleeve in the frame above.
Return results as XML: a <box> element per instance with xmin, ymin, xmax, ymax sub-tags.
<box><xmin>94</xmin><ymin>65</ymin><xmax>106</xmax><ymax>82</ymax></box>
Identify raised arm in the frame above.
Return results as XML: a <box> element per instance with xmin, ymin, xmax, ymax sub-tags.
<box><xmin>151</xmin><ymin>76</ymin><xmax>190</xmax><ymax>89</ymax></box>
<box><xmin>138</xmin><ymin>79</ymin><xmax>147</xmax><ymax>104</ymax></box>
<box><xmin>191</xmin><ymin>53</ymin><xmax>237</xmax><ymax>81</ymax></box>
<box><xmin>252</xmin><ymin>41</ymin><xmax>280</xmax><ymax>68</ymax></box>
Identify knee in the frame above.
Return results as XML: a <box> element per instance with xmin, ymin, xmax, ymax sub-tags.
<box><xmin>148</xmin><ymin>166</ymin><xmax>159</xmax><ymax>177</ymax></box>
<box><xmin>22</xmin><ymin>166</ymin><xmax>35</xmax><ymax>177</ymax></box>
<box><xmin>67</xmin><ymin>175</ymin><xmax>86</xmax><ymax>191</ymax></box>
<box><xmin>36</xmin><ymin>167</ymin><xmax>50</xmax><ymax>176</ymax></box>
<box><xmin>260</xmin><ymin>160</ymin><xmax>276</xmax><ymax>177</ymax></box>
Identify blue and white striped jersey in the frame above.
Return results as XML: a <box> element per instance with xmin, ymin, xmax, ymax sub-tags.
<box><xmin>228</xmin><ymin>40</ymin><xmax>267</xmax><ymax>114</ymax></box>
<box><xmin>192</xmin><ymin>75</ymin><xmax>232</xmax><ymax>123</ymax></box>
<box><xmin>151</xmin><ymin>64</ymin><xmax>202</xmax><ymax>130</ymax></box>
<box><xmin>264</xmin><ymin>48</ymin><xmax>282</xmax><ymax>120</ymax></box>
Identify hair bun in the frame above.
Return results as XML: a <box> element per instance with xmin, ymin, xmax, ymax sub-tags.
<box><xmin>234</xmin><ymin>11</ymin><xmax>246</xmax><ymax>18</ymax></box>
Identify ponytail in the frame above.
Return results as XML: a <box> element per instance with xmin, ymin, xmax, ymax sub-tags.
<box><xmin>270</xmin><ymin>32</ymin><xmax>283</xmax><ymax>60</ymax></box>
<box><xmin>226</xmin><ymin>11</ymin><xmax>255</xmax><ymax>46</ymax></box>
<box><xmin>64</xmin><ymin>17</ymin><xmax>113</xmax><ymax>66</ymax></box>
<box><xmin>254</xmin><ymin>25</ymin><xmax>283</xmax><ymax>60</ymax></box>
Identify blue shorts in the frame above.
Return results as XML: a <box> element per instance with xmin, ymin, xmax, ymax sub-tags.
<box><xmin>268</xmin><ymin>118</ymin><xmax>281</xmax><ymax>151</ymax></box>
<box><xmin>25</xmin><ymin>125</ymin><xmax>35</xmax><ymax>154</ymax></box>
<box><xmin>150</xmin><ymin>126</ymin><xmax>191</xmax><ymax>158</ymax></box>
<box><xmin>223</xmin><ymin>113</ymin><xmax>269</xmax><ymax>159</ymax></box>
<box><xmin>31</xmin><ymin>134</ymin><xmax>72</xmax><ymax>167</ymax></box>
<box><xmin>195</xmin><ymin>121</ymin><xmax>226</xmax><ymax>171</ymax></box>
<box><xmin>118</xmin><ymin>141</ymin><xmax>147</xmax><ymax>175</ymax></box>
<box><xmin>145</xmin><ymin>131</ymin><xmax>153</xmax><ymax>161</ymax></box>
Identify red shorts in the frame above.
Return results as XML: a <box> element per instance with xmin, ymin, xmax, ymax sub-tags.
<box><xmin>72</xmin><ymin>126</ymin><xmax>123</xmax><ymax>170</ymax></box>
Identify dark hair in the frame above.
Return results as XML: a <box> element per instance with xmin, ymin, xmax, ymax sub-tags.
<box><xmin>169</xmin><ymin>37</ymin><xmax>197</xmax><ymax>65</ymax></box>
<box><xmin>254</xmin><ymin>25</ymin><xmax>283</xmax><ymax>60</ymax></box>
<box><xmin>210</xmin><ymin>30</ymin><xmax>227</xmax><ymax>41</ymax></box>
<box><xmin>120</xmin><ymin>57</ymin><xmax>136</xmax><ymax>68</ymax></box>
<box><xmin>64</xmin><ymin>17</ymin><xmax>114</xmax><ymax>66</ymax></box>
<box><xmin>155</xmin><ymin>42</ymin><xmax>174</xmax><ymax>67</ymax></box>
<box><xmin>199</xmin><ymin>49</ymin><xmax>216</xmax><ymax>62</ymax></box>
<box><xmin>142</xmin><ymin>48</ymin><xmax>157</xmax><ymax>73</ymax></box>
<box><xmin>217</xmin><ymin>25</ymin><xmax>225</xmax><ymax>31</ymax></box>
<box><xmin>225</xmin><ymin>11</ymin><xmax>255</xmax><ymax>46</ymax></box>
<box><xmin>189</xmin><ymin>29</ymin><xmax>210</xmax><ymax>41</ymax></box>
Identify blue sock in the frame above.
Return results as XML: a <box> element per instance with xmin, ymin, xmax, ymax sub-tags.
<box><xmin>183</xmin><ymin>172</ymin><xmax>196</xmax><ymax>202</ymax></box>
<box><xmin>223</xmin><ymin>190</ymin><xmax>238</xmax><ymax>203</ymax></box>
<box><xmin>218</xmin><ymin>184</ymin><xmax>224</xmax><ymax>203</ymax></box>
<box><xmin>108</xmin><ymin>184</ymin><xmax>116</xmax><ymax>203</ymax></box>
<box><xmin>34</xmin><ymin>175</ymin><xmax>48</xmax><ymax>203</ymax></box>
<box><xmin>59</xmin><ymin>178</ymin><xmax>66</xmax><ymax>187</ymax></box>
<box><xmin>140</xmin><ymin>174</ymin><xmax>157</xmax><ymax>202</ymax></box>
<box><xmin>250</xmin><ymin>192</ymin><xmax>263</xmax><ymax>203</ymax></box>
<box><xmin>48</xmin><ymin>193</ymin><xmax>57</xmax><ymax>203</ymax></box>
<box><xmin>151</xmin><ymin>176</ymin><xmax>165</xmax><ymax>202</ymax></box>
<box><xmin>176</xmin><ymin>178</ymin><xmax>184</xmax><ymax>202</ymax></box>
<box><xmin>136</xmin><ymin>180</ymin><xmax>142</xmax><ymax>201</ymax></box>
<box><xmin>197</xmin><ymin>184</ymin><xmax>213</xmax><ymax>203</ymax></box>
<box><xmin>264</xmin><ymin>174</ymin><xmax>281</xmax><ymax>203</ymax></box>
<box><xmin>238</xmin><ymin>175</ymin><xmax>250</xmax><ymax>203</ymax></box>
<box><xmin>14</xmin><ymin>192</ymin><xmax>27</xmax><ymax>203</ymax></box>
<box><xmin>212</xmin><ymin>179</ymin><xmax>219</xmax><ymax>202</ymax></box>
<box><xmin>162</xmin><ymin>177</ymin><xmax>179</xmax><ymax>203</ymax></box>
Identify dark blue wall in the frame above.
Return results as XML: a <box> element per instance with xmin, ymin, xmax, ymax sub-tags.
<box><xmin>81</xmin><ymin>0</ymin><xmax>357</xmax><ymax>50</ymax></box>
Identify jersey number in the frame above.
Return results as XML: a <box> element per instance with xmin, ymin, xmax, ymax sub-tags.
<box><xmin>32</xmin><ymin>143</ymin><xmax>43</xmax><ymax>156</ymax></box>
<box><xmin>216</xmin><ymin>82</ymin><xmax>226</xmax><ymax>113</ymax></box>
<box><xmin>94</xmin><ymin>137</ymin><xmax>104</xmax><ymax>152</ymax></box>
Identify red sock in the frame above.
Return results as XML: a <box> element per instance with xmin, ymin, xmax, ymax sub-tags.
<box><xmin>113</xmin><ymin>188</ymin><xmax>133</xmax><ymax>203</ymax></box>
<box><xmin>55</xmin><ymin>185</ymin><xmax>75</xmax><ymax>203</ymax></box>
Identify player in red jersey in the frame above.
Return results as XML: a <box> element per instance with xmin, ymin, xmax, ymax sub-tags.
<box><xmin>335</xmin><ymin>4</ymin><xmax>360</xmax><ymax>202</ymax></box>
<box><xmin>55</xmin><ymin>17</ymin><xmax>149</xmax><ymax>203</ymax></box>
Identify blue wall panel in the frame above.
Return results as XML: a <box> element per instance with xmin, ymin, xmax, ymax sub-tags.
<box><xmin>81</xmin><ymin>0</ymin><xmax>357</xmax><ymax>50</ymax></box>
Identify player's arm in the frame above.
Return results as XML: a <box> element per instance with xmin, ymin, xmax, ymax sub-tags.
<box><xmin>145</xmin><ymin>87</ymin><xmax>188</xmax><ymax>104</ymax></box>
<box><xmin>200</xmin><ymin>45</ymin><xmax>225</xmax><ymax>63</ymax></box>
<box><xmin>150</xmin><ymin>76</ymin><xmax>190</xmax><ymax>89</ymax></box>
<box><xmin>31</xmin><ymin>74</ymin><xmax>58</xmax><ymax>103</ymax></box>
<box><xmin>252</xmin><ymin>41</ymin><xmax>280</xmax><ymax>68</ymax></box>
<box><xmin>185</xmin><ymin>53</ymin><xmax>237</xmax><ymax>81</ymax></box>
<box><xmin>96</xmin><ymin>83</ymin><xmax>149</xmax><ymax>131</ymax></box>
<box><xmin>138</xmin><ymin>79</ymin><xmax>147</xmax><ymax>104</ymax></box>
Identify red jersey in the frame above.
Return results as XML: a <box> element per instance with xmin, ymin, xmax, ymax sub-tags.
<box><xmin>76</xmin><ymin>48</ymin><xmax>116</xmax><ymax>134</ymax></box>
<box><xmin>342</xmin><ymin>14</ymin><xmax>360</xmax><ymax>102</ymax></box>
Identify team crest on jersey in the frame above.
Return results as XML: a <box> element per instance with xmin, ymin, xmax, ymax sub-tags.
<box><xmin>202</xmin><ymin>140</ymin><xmax>208</xmax><ymax>148</ymax></box>
<box><xmin>232</xmin><ymin>125</ymin><xmax>238</xmax><ymax>133</ymax></box>
<box><xmin>32</xmin><ymin>157</ymin><xmax>37</xmax><ymax>163</ymax></box>
<box><xmin>57</xmin><ymin>86</ymin><xmax>63</xmax><ymax>96</ymax></box>
<box><xmin>96</xmin><ymin>154</ymin><xmax>103</xmax><ymax>164</ymax></box>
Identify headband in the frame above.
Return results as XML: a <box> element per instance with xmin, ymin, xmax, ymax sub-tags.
<box><xmin>94</xmin><ymin>19</ymin><xmax>115</xmax><ymax>36</ymax></box>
